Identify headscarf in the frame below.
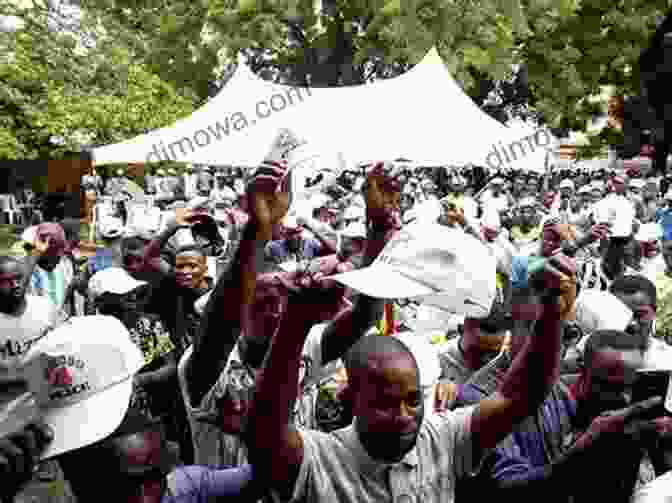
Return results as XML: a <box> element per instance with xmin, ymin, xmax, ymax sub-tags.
<box><xmin>36</xmin><ymin>222</ymin><xmax>67</xmax><ymax>255</ymax></box>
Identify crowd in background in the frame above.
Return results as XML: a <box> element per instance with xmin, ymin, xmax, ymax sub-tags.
<box><xmin>2</xmin><ymin>153</ymin><xmax>672</xmax><ymax>502</ymax></box>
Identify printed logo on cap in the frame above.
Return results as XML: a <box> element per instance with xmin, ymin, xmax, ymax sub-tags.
<box><xmin>44</xmin><ymin>354</ymin><xmax>90</xmax><ymax>402</ymax></box>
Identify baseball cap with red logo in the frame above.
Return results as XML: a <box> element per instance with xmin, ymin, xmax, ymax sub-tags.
<box><xmin>26</xmin><ymin>315</ymin><xmax>144</xmax><ymax>459</ymax></box>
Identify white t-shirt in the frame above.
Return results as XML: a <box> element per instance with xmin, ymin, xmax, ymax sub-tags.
<box><xmin>0</xmin><ymin>296</ymin><xmax>58</xmax><ymax>367</ymax></box>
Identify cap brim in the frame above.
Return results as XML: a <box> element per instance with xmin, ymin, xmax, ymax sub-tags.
<box><xmin>330</xmin><ymin>264</ymin><xmax>435</xmax><ymax>299</ymax></box>
<box><xmin>41</xmin><ymin>377</ymin><xmax>133</xmax><ymax>459</ymax></box>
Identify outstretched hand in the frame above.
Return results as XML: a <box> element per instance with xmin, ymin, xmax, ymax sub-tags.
<box><xmin>363</xmin><ymin>161</ymin><xmax>403</xmax><ymax>230</ymax></box>
<box><xmin>576</xmin><ymin>397</ymin><xmax>665</xmax><ymax>450</ymax></box>
<box><xmin>0</xmin><ymin>421</ymin><xmax>53</xmax><ymax>500</ymax></box>
<box><xmin>246</xmin><ymin>161</ymin><xmax>291</xmax><ymax>241</ymax></box>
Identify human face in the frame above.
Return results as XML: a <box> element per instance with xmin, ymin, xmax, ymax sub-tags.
<box><xmin>174</xmin><ymin>252</ymin><xmax>207</xmax><ymax>290</ymax></box>
<box><xmin>353</xmin><ymin>353</ymin><xmax>424</xmax><ymax>463</ymax></box>
<box><xmin>37</xmin><ymin>238</ymin><xmax>64</xmax><ymax>272</ymax></box>
<box><xmin>640</xmin><ymin>163</ymin><xmax>652</xmax><ymax>178</ymax></box>
<box><xmin>519</xmin><ymin>206</ymin><xmax>536</xmax><ymax>227</ymax></box>
<box><xmin>612</xmin><ymin>179</ymin><xmax>626</xmax><ymax>194</ymax></box>
<box><xmin>123</xmin><ymin>249</ymin><xmax>146</xmax><ymax>276</ymax></box>
<box><xmin>541</xmin><ymin>226</ymin><xmax>562</xmax><ymax>257</ymax></box>
<box><xmin>644</xmin><ymin>184</ymin><xmax>658</xmax><ymax>200</ymax></box>
<box><xmin>577</xmin><ymin>348</ymin><xmax>643</xmax><ymax>418</ymax></box>
<box><xmin>513</xmin><ymin>177</ymin><xmax>526</xmax><ymax>195</ymax></box>
<box><xmin>613</xmin><ymin>291</ymin><xmax>655</xmax><ymax>346</ymax></box>
<box><xmin>0</xmin><ymin>260</ymin><xmax>26</xmax><ymax>313</ymax></box>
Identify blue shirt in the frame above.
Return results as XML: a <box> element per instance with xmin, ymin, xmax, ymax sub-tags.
<box><xmin>457</xmin><ymin>381</ymin><xmax>576</xmax><ymax>484</ymax></box>
<box><xmin>656</xmin><ymin>207</ymin><xmax>672</xmax><ymax>241</ymax></box>
<box><xmin>511</xmin><ymin>254</ymin><xmax>531</xmax><ymax>290</ymax></box>
<box><xmin>87</xmin><ymin>249</ymin><xmax>116</xmax><ymax>276</ymax></box>
<box><xmin>162</xmin><ymin>464</ymin><xmax>254</xmax><ymax>503</ymax></box>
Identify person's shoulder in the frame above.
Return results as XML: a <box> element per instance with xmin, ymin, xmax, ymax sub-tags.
<box><xmin>422</xmin><ymin>406</ymin><xmax>478</xmax><ymax>442</ymax></box>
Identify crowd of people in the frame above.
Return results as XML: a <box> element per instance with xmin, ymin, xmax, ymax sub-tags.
<box><xmin>3</xmin><ymin>153</ymin><xmax>672</xmax><ymax>502</ymax></box>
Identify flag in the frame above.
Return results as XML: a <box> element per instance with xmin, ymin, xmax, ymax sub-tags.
<box><xmin>379</xmin><ymin>303</ymin><xmax>396</xmax><ymax>336</ymax></box>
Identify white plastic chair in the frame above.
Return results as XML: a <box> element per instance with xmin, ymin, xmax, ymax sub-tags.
<box><xmin>0</xmin><ymin>194</ymin><xmax>19</xmax><ymax>225</ymax></box>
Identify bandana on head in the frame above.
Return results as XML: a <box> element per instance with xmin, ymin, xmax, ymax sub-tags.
<box><xmin>37</xmin><ymin>223</ymin><xmax>67</xmax><ymax>253</ymax></box>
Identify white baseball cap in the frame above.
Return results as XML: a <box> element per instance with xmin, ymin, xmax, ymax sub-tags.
<box><xmin>330</xmin><ymin>222</ymin><xmax>496</xmax><ymax>318</ymax></box>
<box><xmin>518</xmin><ymin>196</ymin><xmax>536</xmax><ymax>209</ymax></box>
<box><xmin>629</xmin><ymin>179</ymin><xmax>645</xmax><ymax>190</ymax></box>
<box><xmin>89</xmin><ymin>267</ymin><xmax>147</xmax><ymax>299</ymax></box>
<box><xmin>187</xmin><ymin>196</ymin><xmax>211</xmax><ymax>212</ymax></box>
<box><xmin>21</xmin><ymin>225</ymin><xmax>37</xmax><ymax>244</ymax></box>
<box><xmin>392</xmin><ymin>331</ymin><xmax>441</xmax><ymax>388</ymax></box>
<box><xmin>559</xmin><ymin>179</ymin><xmax>575</xmax><ymax>190</ymax></box>
<box><xmin>27</xmin><ymin>315</ymin><xmax>145</xmax><ymax>459</ymax></box>
<box><xmin>575</xmin><ymin>290</ymin><xmax>632</xmax><ymax>334</ymax></box>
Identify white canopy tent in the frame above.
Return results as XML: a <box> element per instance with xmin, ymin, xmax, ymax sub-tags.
<box><xmin>91</xmin><ymin>48</ymin><xmax>550</xmax><ymax>172</ymax></box>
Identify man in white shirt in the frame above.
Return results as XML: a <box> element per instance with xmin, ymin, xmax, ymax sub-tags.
<box><xmin>479</xmin><ymin>177</ymin><xmax>511</xmax><ymax>220</ymax></box>
<box><xmin>0</xmin><ymin>254</ymin><xmax>72</xmax><ymax>502</ymax></box>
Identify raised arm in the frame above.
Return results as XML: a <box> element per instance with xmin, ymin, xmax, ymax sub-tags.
<box><xmin>245</xmin><ymin>161</ymin><xmax>404</xmax><ymax>498</ymax></box>
<box><xmin>142</xmin><ymin>208</ymin><xmax>195</xmax><ymax>275</ymax></box>
<box><xmin>186</xmin><ymin>166</ymin><xmax>285</xmax><ymax>405</ymax></box>
<box><xmin>470</xmin><ymin>253</ymin><xmax>576</xmax><ymax>453</ymax></box>
<box><xmin>319</xmin><ymin>162</ymin><xmax>403</xmax><ymax>365</ymax></box>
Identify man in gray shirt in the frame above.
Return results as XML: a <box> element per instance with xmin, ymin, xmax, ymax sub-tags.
<box><xmin>245</xmin><ymin>162</ymin><xmax>576</xmax><ymax>503</ymax></box>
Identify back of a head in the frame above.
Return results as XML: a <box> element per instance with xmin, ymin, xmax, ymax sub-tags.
<box><xmin>58</xmin><ymin>410</ymin><xmax>163</xmax><ymax>501</ymax></box>
<box><xmin>609</xmin><ymin>274</ymin><xmax>657</xmax><ymax>306</ymax></box>
<box><xmin>583</xmin><ymin>329</ymin><xmax>642</xmax><ymax>369</ymax></box>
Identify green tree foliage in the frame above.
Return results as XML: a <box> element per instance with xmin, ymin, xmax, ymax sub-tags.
<box><xmin>521</xmin><ymin>0</ymin><xmax>670</xmax><ymax>132</ymax></box>
<box><xmin>205</xmin><ymin>0</ymin><xmax>672</xmax><ymax>141</ymax></box>
<box><xmin>0</xmin><ymin>0</ymin><xmax>196</xmax><ymax>159</ymax></box>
